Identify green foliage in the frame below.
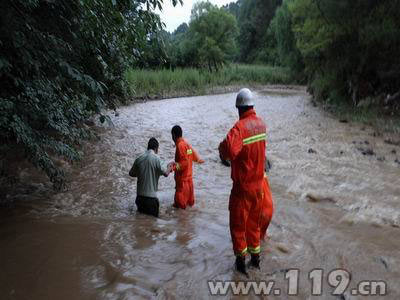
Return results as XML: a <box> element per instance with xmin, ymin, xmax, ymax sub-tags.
<box><xmin>289</xmin><ymin>0</ymin><xmax>400</xmax><ymax>105</ymax></box>
<box><xmin>166</xmin><ymin>1</ymin><xmax>238</xmax><ymax>71</ymax></box>
<box><xmin>184</xmin><ymin>1</ymin><xmax>239</xmax><ymax>71</ymax></box>
<box><xmin>222</xmin><ymin>1</ymin><xmax>241</xmax><ymax>19</ymax></box>
<box><xmin>126</xmin><ymin>68</ymin><xmax>206</xmax><ymax>96</ymax></box>
<box><xmin>0</xmin><ymin>0</ymin><xmax>181</xmax><ymax>188</ymax></box>
<box><xmin>137</xmin><ymin>30</ymin><xmax>172</xmax><ymax>69</ymax></box>
<box><xmin>234</xmin><ymin>0</ymin><xmax>283</xmax><ymax>63</ymax></box>
<box><xmin>125</xmin><ymin>64</ymin><xmax>291</xmax><ymax>98</ymax></box>
<box><xmin>270</xmin><ymin>0</ymin><xmax>304</xmax><ymax>78</ymax></box>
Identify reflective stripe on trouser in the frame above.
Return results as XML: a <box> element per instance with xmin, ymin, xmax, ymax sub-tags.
<box><xmin>248</xmin><ymin>246</ymin><xmax>260</xmax><ymax>254</ymax></box>
<box><xmin>239</xmin><ymin>247</ymin><xmax>248</xmax><ymax>256</ymax></box>
<box><xmin>174</xmin><ymin>179</ymin><xmax>194</xmax><ymax>209</ymax></box>
<box><xmin>229</xmin><ymin>187</ymin><xmax>262</xmax><ymax>256</ymax></box>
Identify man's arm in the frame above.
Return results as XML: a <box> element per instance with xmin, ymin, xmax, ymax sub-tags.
<box><xmin>192</xmin><ymin>147</ymin><xmax>204</xmax><ymax>164</ymax></box>
<box><xmin>129</xmin><ymin>159</ymin><xmax>138</xmax><ymax>177</ymax></box>
<box><xmin>219</xmin><ymin>125</ymin><xmax>243</xmax><ymax>161</ymax></box>
<box><xmin>157</xmin><ymin>158</ymin><xmax>170</xmax><ymax>177</ymax></box>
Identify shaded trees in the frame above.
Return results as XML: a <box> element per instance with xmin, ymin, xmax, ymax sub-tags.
<box><xmin>234</xmin><ymin>0</ymin><xmax>282</xmax><ymax>63</ymax></box>
<box><xmin>224</xmin><ymin>0</ymin><xmax>400</xmax><ymax>107</ymax></box>
<box><xmin>289</xmin><ymin>0</ymin><xmax>400</xmax><ymax>105</ymax></box>
<box><xmin>270</xmin><ymin>0</ymin><xmax>304</xmax><ymax>78</ymax></box>
<box><xmin>0</xmin><ymin>0</ymin><xmax>181</xmax><ymax>187</ymax></box>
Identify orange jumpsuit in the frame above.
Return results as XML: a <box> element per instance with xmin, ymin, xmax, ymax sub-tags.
<box><xmin>173</xmin><ymin>137</ymin><xmax>201</xmax><ymax>209</ymax></box>
<box><xmin>219</xmin><ymin>109</ymin><xmax>266</xmax><ymax>256</ymax></box>
<box><xmin>260</xmin><ymin>173</ymin><xmax>274</xmax><ymax>240</ymax></box>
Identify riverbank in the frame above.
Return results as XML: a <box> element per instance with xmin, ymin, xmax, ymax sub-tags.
<box><xmin>319</xmin><ymin>100</ymin><xmax>400</xmax><ymax>135</ymax></box>
<box><xmin>124</xmin><ymin>64</ymin><xmax>292</xmax><ymax>100</ymax></box>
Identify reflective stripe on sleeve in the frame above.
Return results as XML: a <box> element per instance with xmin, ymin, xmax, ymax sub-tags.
<box><xmin>187</xmin><ymin>149</ymin><xmax>193</xmax><ymax>155</ymax></box>
<box><xmin>243</xmin><ymin>133</ymin><xmax>266</xmax><ymax>145</ymax></box>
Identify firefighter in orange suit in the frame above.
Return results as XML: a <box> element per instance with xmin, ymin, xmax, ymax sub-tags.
<box><xmin>219</xmin><ymin>88</ymin><xmax>266</xmax><ymax>275</ymax></box>
<box><xmin>171</xmin><ymin>125</ymin><xmax>204</xmax><ymax>209</ymax></box>
<box><xmin>260</xmin><ymin>171</ymin><xmax>274</xmax><ymax>240</ymax></box>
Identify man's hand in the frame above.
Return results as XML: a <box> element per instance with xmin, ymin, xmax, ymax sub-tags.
<box><xmin>167</xmin><ymin>162</ymin><xmax>176</xmax><ymax>173</ymax></box>
<box><xmin>163</xmin><ymin>162</ymin><xmax>174</xmax><ymax>177</ymax></box>
<box><xmin>197</xmin><ymin>159</ymin><xmax>205</xmax><ymax>164</ymax></box>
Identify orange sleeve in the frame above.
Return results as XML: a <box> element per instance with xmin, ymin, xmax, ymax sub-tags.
<box><xmin>192</xmin><ymin>147</ymin><xmax>201</xmax><ymax>162</ymax></box>
<box><xmin>219</xmin><ymin>125</ymin><xmax>243</xmax><ymax>161</ymax></box>
<box><xmin>175</xmin><ymin>143</ymin><xmax>189</xmax><ymax>172</ymax></box>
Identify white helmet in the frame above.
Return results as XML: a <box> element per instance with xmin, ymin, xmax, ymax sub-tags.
<box><xmin>235</xmin><ymin>88</ymin><xmax>254</xmax><ymax>107</ymax></box>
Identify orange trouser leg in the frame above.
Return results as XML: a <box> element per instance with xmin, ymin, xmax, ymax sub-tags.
<box><xmin>246</xmin><ymin>189</ymin><xmax>262</xmax><ymax>254</ymax></box>
<box><xmin>229</xmin><ymin>188</ymin><xmax>262</xmax><ymax>256</ymax></box>
<box><xmin>174</xmin><ymin>180</ymin><xmax>194</xmax><ymax>209</ymax></box>
<box><xmin>260</xmin><ymin>177</ymin><xmax>274</xmax><ymax>240</ymax></box>
<box><xmin>187</xmin><ymin>180</ymin><xmax>195</xmax><ymax>207</ymax></box>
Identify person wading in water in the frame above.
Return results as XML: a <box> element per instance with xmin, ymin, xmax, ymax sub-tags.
<box><xmin>129</xmin><ymin>137</ymin><xmax>173</xmax><ymax>217</ymax></box>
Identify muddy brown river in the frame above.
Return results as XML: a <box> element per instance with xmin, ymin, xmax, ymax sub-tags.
<box><xmin>1</xmin><ymin>87</ymin><xmax>400</xmax><ymax>299</ymax></box>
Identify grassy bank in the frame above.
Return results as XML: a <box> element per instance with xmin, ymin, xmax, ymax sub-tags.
<box><xmin>125</xmin><ymin>64</ymin><xmax>291</xmax><ymax>99</ymax></box>
<box><xmin>324</xmin><ymin>101</ymin><xmax>400</xmax><ymax>134</ymax></box>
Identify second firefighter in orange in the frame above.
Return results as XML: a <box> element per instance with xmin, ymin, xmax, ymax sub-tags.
<box><xmin>171</xmin><ymin>125</ymin><xmax>204</xmax><ymax>209</ymax></box>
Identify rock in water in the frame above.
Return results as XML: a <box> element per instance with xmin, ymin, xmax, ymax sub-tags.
<box><xmin>308</xmin><ymin>148</ymin><xmax>317</xmax><ymax>154</ymax></box>
<box><xmin>356</xmin><ymin>147</ymin><xmax>375</xmax><ymax>156</ymax></box>
<box><xmin>306</xmin><ymin>193</ymin><xmax>336</xmax><ymax>203</ymax></box>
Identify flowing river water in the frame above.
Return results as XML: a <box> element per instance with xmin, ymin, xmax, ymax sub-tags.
<box><xmin>1</xmin><ymin>87</ymin><xmax>400</xmax><ymax>299</ymax></box>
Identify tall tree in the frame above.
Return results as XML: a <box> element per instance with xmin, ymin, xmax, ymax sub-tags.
<box><xmin>236</xmin><ymin>0</ymin><xmax>282</xmax><ymax>62</ymax></box>
<box><xmin>183</xmin><ymin>1</ymin><xmax>238</xmax><ymax>71</ymax></box>
<box><xmin>270</xmin><ymin>0</ymin><xmax>304</xmax><ymax>76</ymax></box>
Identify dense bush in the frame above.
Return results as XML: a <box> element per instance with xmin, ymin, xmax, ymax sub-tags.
<box><xmin>0</xmin><ymin>0</ymin><xmax>180</xmax><ymax>188</ymax></box>
<box><xmin>289</xmin><ymin>0</ymin><xmax>400</xmax><ymax>105</ymax></box>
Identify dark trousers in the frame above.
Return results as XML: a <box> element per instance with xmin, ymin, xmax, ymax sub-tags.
<box><xmin>135</xmin><ymin>195</ymin><xmax>159</xmax><ymax>217</ymax></box>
